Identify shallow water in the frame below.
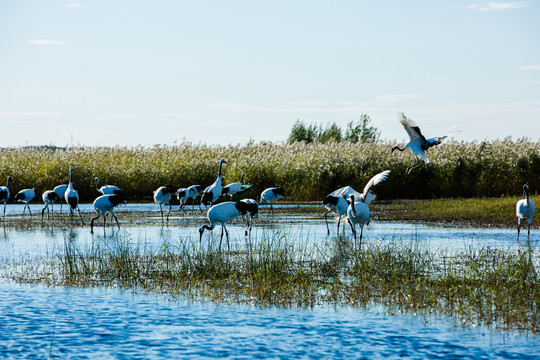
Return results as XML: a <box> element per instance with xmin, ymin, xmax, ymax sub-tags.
<box><xmin>0</xmin><ymin>282</ymin><xmax>538</xmax><ymax>359</ymax></box>
<box><xmin>1</xmin><ymin>204</ymin><xmax>538</xmax><ymax>359</ymax></box>
<box><xmin>0</xmin><ymin>203</ymin><xmax>536</xmax><ymax>259</ymax></box>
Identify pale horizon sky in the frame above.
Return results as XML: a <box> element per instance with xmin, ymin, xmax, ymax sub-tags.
<box><xmin>1</xmin><ymin>1</ymin><xmax>539</xmax><ymax>147</ymax></box>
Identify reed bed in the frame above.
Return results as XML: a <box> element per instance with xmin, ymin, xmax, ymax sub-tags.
<box><xmin>0</xmin><ymin>139</ymin><xmax>538</xmax><ymax>201</ymax></box>
<box><xmin>7</xmin><ymin>231</ymin><xmax>539</xmax><ymax>333</ymax></box>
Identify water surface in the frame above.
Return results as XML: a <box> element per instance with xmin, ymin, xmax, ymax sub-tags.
<box><xmin>0</xmin><ymin>204</ymin><xmax>538</xmax><ymax>359</ymax></box>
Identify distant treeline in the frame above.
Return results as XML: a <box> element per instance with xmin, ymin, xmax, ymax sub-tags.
<box><xmin>287</xmin><ymin>114</ymin><xmax>380</xmax><ymax>144</ymax></box>
<box><xmin>0</xmin><ymin>139</ymin><xmax>538</xmax><ymax>202</ymax></box>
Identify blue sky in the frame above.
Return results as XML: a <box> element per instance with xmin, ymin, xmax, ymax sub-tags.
<box><xmin>1</xmin><ymin>1</ymin><xmax>538</xmax><ymax>146</ymax></box>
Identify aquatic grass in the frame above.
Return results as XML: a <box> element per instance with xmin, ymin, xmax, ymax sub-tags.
<box><xmin>7</xmin><ymin>230</ymin><xmax>540</xmax><ymax>333</ymax></box>
<box><xmin>1</xmin><ymin>139</ymin><xmax>538</xmax><ymax>202</ymax></box>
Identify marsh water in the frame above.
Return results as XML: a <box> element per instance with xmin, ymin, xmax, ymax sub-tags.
<box><xmin>0</xmin><ymin>203</ymin><xmax>539</xmax><ymax>359</ymax></box>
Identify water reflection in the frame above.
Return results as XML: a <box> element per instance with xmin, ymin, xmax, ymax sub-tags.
<box><xmin>0</xmin><ymin>207</ymin><xmax>538</xmax><ymax>260</ymax></box>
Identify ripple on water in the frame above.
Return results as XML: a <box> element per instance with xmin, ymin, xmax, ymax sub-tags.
<box><xmin>0</xmin><ymin>283</ymin><xmax>538</xmax><ymax>359</ymax></box>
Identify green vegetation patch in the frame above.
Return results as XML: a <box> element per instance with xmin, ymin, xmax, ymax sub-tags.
<box><xmin>7</xmin><ymin>232</ymin><xmax>540</xmax><ymax>333</ymax></box>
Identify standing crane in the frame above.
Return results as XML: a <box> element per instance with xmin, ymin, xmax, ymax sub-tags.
<box><xmin>0</xmin><ymin>176</ymin><xmax>13</xmax><ymax>221</ymax></box>
<box><xmin>222</xmin><ymin>172</ymin><xmax>245</xmax><ymax>199</ymax></box>
<box><xmin>154</xmin><ymin>184</ymin><xmax>175</xmax><ymax>223</ymax></box>
<box><xmin>345</xmin><ymin>170</ymin><xmax>391</xmax><ymax>249</ymax></box>
<box><xmin>516</xmin><ymin>184</ymin><xmax>535</xmax><ymax>243</ymax></box>
<box><xmin>65</xmin><ymin>167</ymin><xmax>84</xmax><ymax>224</ymax></box>
<box><xmin>15</xmin><ymin>188</ymin><xmax>36</xmax><ymax>216</ymax></box>
<box><xmin>199</xmin><ymin>201</ymin><xmax>249</xmax><ymax>251</ymax></box>
<box><xmin>41</xmin><ymin>190</ymin><xmax>60</xmax><ymax>220</ymax></box>
<box><xmin>201</xmin><ymin>159</ymin><xmax>227</xmax><ymax>206</ymax></box>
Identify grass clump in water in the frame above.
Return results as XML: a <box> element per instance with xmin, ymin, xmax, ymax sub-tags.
<box><xmin>8</xmin><ymin>231</ymin><xmax>540</xmax><ymax>333</ymax></box>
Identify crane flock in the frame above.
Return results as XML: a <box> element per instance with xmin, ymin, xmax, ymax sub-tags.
<box><xmin>0</xmin><ymin>113</ymin><xmax>535</xmax><ymax>247</ymax></box>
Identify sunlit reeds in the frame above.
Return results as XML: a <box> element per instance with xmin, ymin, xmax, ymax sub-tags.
<box><xmin>1</xmin><ymin>139</ymin><xmax>538</xmax><ymax>201</ymax></box>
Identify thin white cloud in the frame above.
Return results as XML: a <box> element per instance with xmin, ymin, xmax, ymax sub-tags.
<box><xmin>29</xmin><ymin>40</ymin><xmax>63</xmax><ymax>45</ymax></box>
<box><xmin>520</xmin><ymin>65</ymin><xmax>540</xmax><ymax>70</ymax></box>
<box><xmin>67</xmin><ymin>3</ymin><xmax>85</xmax><ymax>7</ymax></box>
<box><xmin>213</xmin><ymin>94</ymin><xmax>428</xmax><ymax>114</ymax></box>
<box><xmin>0</xmin><ymin>112</ymin><xmax>61</xmax><ymax>118</ymax></box>
<box><xmin>197</xmin><ymin>120</ymin><xmax>243</xmax><ymax>128</ymax></box>
<box><xmin>468</xmin><ymin>2</ymin><xmax>528</xmax><ymax>11</ymax></box>
<box><xmin>289</xmin><ymin>100</ymin><xmax>330</xmax><ymax>106</ymax></box>
<box><xmin>159</xmin><ymin>113</ymin><xmax>201</xmax><ymax>118</ymax></box>
<box><xmin>375</xmin><ymin>94</ymin><xmax>428</xmax><ymax>103</ymax></box>
<box><xmin>109</xmin><ymin>114</ymin><xmax>136</xmax><ymax>119</ymax></box>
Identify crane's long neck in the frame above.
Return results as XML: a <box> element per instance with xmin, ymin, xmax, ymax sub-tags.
<box><xmin>95</xmin><ymin>177</ymin><xmax>100</xmax><ymax>191</ymax></box>
<box><xmin>218</xmin><ymin>161</ymin><xmax>224</xmax><ymax>178</ymax></box>
<box><xmin>240</xmin><ymin>173</ymin><xmax>244</xmax><ymax>184</ymax></box>
<box><xmin>525</xmin><ymin>188</ymin><xmax>530</xmax><ymax>207</ymax></box>
<box><xmin>69</xmin><ymin>168</ymin><xmax>74</xmax><ymax>188</ymax></box>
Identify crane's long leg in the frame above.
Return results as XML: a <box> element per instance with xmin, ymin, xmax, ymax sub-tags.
<box><xmin>111</xmin><ymin>211</ymin><xmax>120</xmax><ymax>229</ymax></box>
<box><xmin>323</xmin><ymin>210</ymin><xmax>331</xmax><ymax>236</ymax></box>
<box><xmin>347</xmin><ymin>218</ymin><xmax>357</xmax><ymax>251</ymax></box>
<box><xmin>219</xmin><ymin>225</ymin><xmax>224</xmax><ymax>251</ymax></box>
<box><xmin>406</xmin><ymin>158</ymin><xmax>424</xmax><ymax>175</ymax></box>
<box><xmin>77</xmin><ymin>207</ymin><xmax>84</xmax><ymax>225</ymax></box>
<box><xmin>90</xmin><ymin>210</ymin><xmax>100</xmax><ymax>233</ymax></box>
<box><xmin>245</xmin><ymin>216</ymin><xmax>250</xmax><ymax>237</ymax></box>
<box><xmin>517</xmin><ymin>219</ymin><xmax>522</xmax><ymax>243</ymax></box>
<box><xmin>159</xmin><ymin>204</ymin><xmax>164</xmax><ymax>223</ymax></box>
<box><xmin>167</xmin><ymin>204</ymin><xmax>171</xmax><ymax>222</ymax></box>
<box><xmin>528</xmin><ymin>220</ymin><xmax>531</xmax><ymax>245</ymax></box>
<box><xmin>3</xmin><ymin>202</ymin><xmax>6</xmax><ymax>221</ymax></box>
<box><xmin>41</xmin><ymin>204</ymin><xmax>47</xmax><ymax>221</ymax></box>
<box><xmin>359</xmin><ymin>225</ymin><xmax>364</xmax><ymax>252</ymax></box>
<box><xmin>28</xmin><ymin>204</ymin><xmax>32</xmax><ymax>216</ymax></box>
<box><xmin>224</xmin><ymin>225</ymin><xmax>230</xmax><ymax>251</ymax></box>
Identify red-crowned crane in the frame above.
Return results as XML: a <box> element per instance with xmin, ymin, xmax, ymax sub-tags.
<box><xmin>222</xmin><ymin>172</ymin><xmax>244</xmax><ymax>199</ymax></box>
<box><xmin>199</xmin><ymin>201</ymin><xmax>249</xmax><ymax>251</ymax></box>
<box><xmin>239</xmin><ymin>198</ymin><xmax>259</xmax><ymax>235</ymax></box>
<box><xmin>95</xmin><ymin>177</ymin><xmax>124</xmax><ymax>196</ymax></box>
<box><xmin>41</xmin><ymin>190</ymin><xmax>60</xmax><ymax>220</ymax></box>
<box><xmin>322</xmin><ymin>194</ymin><xmax>348</xmax><ymax>236</ymax></box>
<box><xmin>187</xmin><ymin>184</ymin><xmax>204</xmax><ymax>211</ymax></box>
<box><xmin>90</xmin><ymin>194</ymin><xmax>126</xmax><ymax>233</ymax></box>
<box><xmin>346</xmin><ymin>194</ymin><xmax>370</xmax><ymax>251</ymax></box>
<box><xmin>516</xmin><ymin>184</ymin><xmax>535</xmax><ymax>244</ymax></box>
<box><xmin>65</xmin><ymin>167</ymin><xmax>84</xmax><ymax>224</ymax></box>
<box><xmin>325</xmin><ymin>171</ymin><xmax>391</xmax><ymax>236</ymax></box>
<box><xmin>15</xmin><ymin>188</ymin><xmax>36</xmax><ymax>216</ymax></box>
<box><xmin>259</xmin><ymin>187</ymin><xmax>285</xmax><ymax>214</ymax></box>
<box><xmin>0</xmin><ymin>176</ymin><xmax>13</xmax><ymax>221</ymax></box>
<box><xmin>176</xmin><ymin>188</ymin><xmax>190</xmax><ymax>214</ymax></box>
<box><xmin>391</xmin><ymin>112</ymin><xmax>450</xmax><ymax>174</ymax></box>
<box><xmin>54</xmin><ymin>184</ymin><xmax>68</xmax><ymax>213</ymax></box>
<box><xmin>154</xmin><ymin>184</ymin><xmax>175</xmax><ymax>223</ymax></box>
<box><xmin>201</xmin><ymin>159</ymin><xmax>228</xmax><ymax>207</ymax></box>
<box><xmin>346</xmin><ymin>170</ymin><xmax>391</xmax><ymax>249</ymax></box>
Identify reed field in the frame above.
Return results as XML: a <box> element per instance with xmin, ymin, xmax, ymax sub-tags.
<box><xmin>0</xmin><ymin>139</ymin><xmax>538</xmax><ymax>202</ymax></box>
<box><xmin>7</xmin><ymin>232</ymin><xmax>539</xmax><ymax>333</ymax></box>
